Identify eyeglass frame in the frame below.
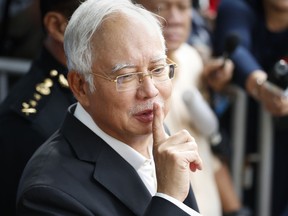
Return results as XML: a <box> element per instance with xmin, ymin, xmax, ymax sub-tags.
<box><xmin>89</xmin><ymin>58</ymin><xmax>177</xmax><ymax>92</ymax></box>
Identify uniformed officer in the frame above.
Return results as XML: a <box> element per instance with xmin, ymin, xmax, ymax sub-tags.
<box><xmin>0</xmin><ymin>0</ymin><xmax>83</xmax><ymax>215</ymax></box>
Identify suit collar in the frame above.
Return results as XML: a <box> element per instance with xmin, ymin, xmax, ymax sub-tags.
<box><xmin>61</xmin><ymin>105</ymin><xmax>152</xmax><ymax>215</ymax></box>
<box><xmin>94</xmin><ymin>145</ymin><xmax>152</xmax><ymax>215</ymax></box>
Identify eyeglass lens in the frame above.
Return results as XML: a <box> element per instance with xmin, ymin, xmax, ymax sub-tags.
<box><xmin>116</xmin><ymin>64</ymin><xmax>175</xmax><ymax>91</ymax></box>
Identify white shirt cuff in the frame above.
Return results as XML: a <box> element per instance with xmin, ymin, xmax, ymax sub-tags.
<box><xmin>155</xmin><ymin>193</ymin><xmax>202</xmax><ymax>216</ymax></box>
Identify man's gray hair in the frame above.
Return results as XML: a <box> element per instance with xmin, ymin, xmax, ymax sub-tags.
<box><xmin>64</xmin><ymin>0</ymin><xmax>165</xmax><ymax>91</ymax></box>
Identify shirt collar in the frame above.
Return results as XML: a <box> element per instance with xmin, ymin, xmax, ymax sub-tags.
<box><xmin>73</xmin><ymin>102</ymin><xmax>152</xmax><ymax>170</ymax></box>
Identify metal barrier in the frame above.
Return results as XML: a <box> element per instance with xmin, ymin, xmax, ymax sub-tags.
<box><xmin>0</xmin><ymin>57</ymin><xmax>31</xmax><ymax>102</ymax></box>
<box><xmin>256</xmin><ymin>107</ymin><xmax>273</xmax><ymax>216</ymax></box>
<box><xmin>227</xmin><ymin>85</ymin><xmax>247</xmax><ymax>200</ymax></box>
<box><xmin>227</xmin><ymin>85</ymin><xmax>273</xmax><ymax>216</ymax></box>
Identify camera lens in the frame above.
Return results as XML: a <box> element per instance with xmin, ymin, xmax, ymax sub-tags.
<box><xmin>274</xmin><ymin>60</ymin><xmax>288</xmax><ymax>78</ymax></box>
<box><xmin>270</xmin><ymin>59</ymin><xmax>288</xmax><ymax>90</ymax></box>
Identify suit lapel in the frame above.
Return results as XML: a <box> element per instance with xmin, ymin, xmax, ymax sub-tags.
<box><xmin>184</xmin><ymin>187</ymin><xmax>200</xmax><ymax>212</ymax></box>
<box><xmin>62</xmin><ymin>106</ymin><xmax>152</xmax><ymax>215</ymax></box>
<box><xmin>61</xmin><ymin>106</ymin><xmax>199</xmax><ymax>214</ymax></box>
<box><xmin>93</xmin><ymin>145</ymin><xmax>152</xmax><ymax>215</ymax></box>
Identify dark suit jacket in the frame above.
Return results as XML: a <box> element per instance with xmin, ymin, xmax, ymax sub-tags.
<box><xmin>0</xmin><ymin>47</ymin><xmax>75</xmax><ymax>216</ymax></box>
<box><xmin>16</xmin><ymin>104</ymin><xmax>199</xmax><ymax>215</ymax></box>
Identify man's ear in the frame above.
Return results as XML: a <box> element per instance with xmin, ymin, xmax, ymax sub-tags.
<box><xmin>43</xmin><ymin>12</ymin><xmax>67</xmax><ymax>43</ymax></box>
<box><xmin>68</xmin><ymin>71</ymin><xmax>90</xmax><ymax>107</ymax></box>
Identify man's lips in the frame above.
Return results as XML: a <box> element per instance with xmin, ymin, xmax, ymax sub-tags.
<box><xmin>164</xmin><ymin>30</ymin><xmax>182</xmax><ymax>42</ymax></box>
<box><xmin>165</xmin><ymin>33</ymin><xmax>181</xmax><ymax>42</ymax></box>
<box><xmin>134</xmin><ymin>109</ymin><xmax>154</xmax><ymax>123</ymax></box>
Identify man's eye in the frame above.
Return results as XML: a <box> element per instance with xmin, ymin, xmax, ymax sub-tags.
<box><xmin>179</xmin><ymin>4</ymin><xmax>190</xmax><ymax>11</ymax></box>
<box><xmin>117</xmin><ymin>74</ymin><xmax>136</xmax><ymax>83</ymax></box>
<box><xmin>155</xmin><ymin>3</ymin><xmax>168</xmax><ymax>13</ymax></box>
<box><xmin>152</xmin><ymin>67</ymin><xmax>165</xmax><ymax>75</ymax></box>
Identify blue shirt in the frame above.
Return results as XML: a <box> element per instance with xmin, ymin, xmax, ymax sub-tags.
<box><xmin>213</xmin><ymin>0</ymin><xmax>288</xmax><ymax>87</ymax></box>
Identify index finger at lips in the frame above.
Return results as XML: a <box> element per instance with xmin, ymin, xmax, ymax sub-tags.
<box><xmin>152</xmin><ymin>102</ymin><xmax>167</xmax><ymax>145</ymax></box>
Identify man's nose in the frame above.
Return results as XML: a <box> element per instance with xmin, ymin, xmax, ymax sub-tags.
<box><xmin>139</xmin><ymin>73</ymin><xmax>153</xmax><ymax>83</ymax></box>
<box><xmin>137</xmin><ymin>73</ymin><xmax>159</xmax><ymax>97</ymax></box>
<box><xmin>165</xmin><ymin>6</ymin><xmax>184</xmax><ymax>23</ymax></box>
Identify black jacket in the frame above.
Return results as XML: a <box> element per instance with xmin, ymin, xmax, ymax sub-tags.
<box><xmin>16</xmin><ymin>104</ymin><xmax>199</xmax><ymax>215</ymax></box>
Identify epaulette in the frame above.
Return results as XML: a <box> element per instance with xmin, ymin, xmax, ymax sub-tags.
<box><xmin>18</xmin><ymin>69</ymin><xmax>69</xmax><ymax>117</ymax></box>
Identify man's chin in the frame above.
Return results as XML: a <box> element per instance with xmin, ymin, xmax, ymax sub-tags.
<box><xmin>166</xmin><ymin>42</ymin><xmax>182</xmax><ymax>52</ymax></box>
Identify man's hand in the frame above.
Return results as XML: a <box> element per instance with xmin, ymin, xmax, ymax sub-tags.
<box><xmin>152</xmin><ymin>102</ymin><xmax>202</xmax><ymax>202</ymax></box>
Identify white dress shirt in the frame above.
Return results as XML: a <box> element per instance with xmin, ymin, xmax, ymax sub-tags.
<box><xmin>74</xmin><ymin>102</ymin><xmax>201</xmax><ymax>216</ymax></box>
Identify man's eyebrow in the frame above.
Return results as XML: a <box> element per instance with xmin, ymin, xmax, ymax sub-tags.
<box><xmin>151</xmin><ymin>54</ymin><xmax>167</xmax><ymax>63</ymax></box>
<box><xmin>111</xmin><ymin>54</ymin><xmax>167</xmax><ymax>74</ymax></box>
<box><xmin>111</xmin><ymin>63</ymin><xmax>135</xmax><ymax>74</ymax></box>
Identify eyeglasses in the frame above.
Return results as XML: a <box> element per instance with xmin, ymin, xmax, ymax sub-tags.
<box><xmin>91</xmin><ymin>58</ymin><xmax>177</xmax><ymax>92</ymax></box>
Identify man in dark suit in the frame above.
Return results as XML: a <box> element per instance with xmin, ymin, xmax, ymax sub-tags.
<box><xmin>16</xmin><ymin>0</ymin><xmax>203</xmax><ymax>215</ymax></box>
<box><xmin>0</xmin><ymin>0</ymin><xmax>82</xmax><ymax>215</ymax></box>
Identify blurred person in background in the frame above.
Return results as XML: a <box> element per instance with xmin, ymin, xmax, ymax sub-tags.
<box><xmin>0</xmin><ymin>0</ymin><xmax>82</xmax><ymax>215</ymax></box>
<box><xmin>0</xmin><ymin>0</ymin><xmax>42</xmax><ymax>58</ymax></box>
<box><xmin>0</xmin><ymin>0</ymin><xmax>42</xmax><ymax>88</ymax></box>
<box><xmin>134</xmin><ymin>0</ymin><xmax>250</xmax><ymax>216</ymax></box>
<box><xmin>213</xmin><ymin>0</ymin><xmax>288</xmax><ymax>215</ymax></box>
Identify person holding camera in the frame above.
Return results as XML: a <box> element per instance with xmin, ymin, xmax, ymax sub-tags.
<box><xmin>213</xmin><ymin>0</ymin><xmax>288</xmax><ymax>215</ymax></box>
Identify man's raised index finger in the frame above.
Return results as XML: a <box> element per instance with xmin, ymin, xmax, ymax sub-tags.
<box><xmin>152</xmin><ymin>102</ymin><xmax>166</xmax><ymax>144</ymax></box>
